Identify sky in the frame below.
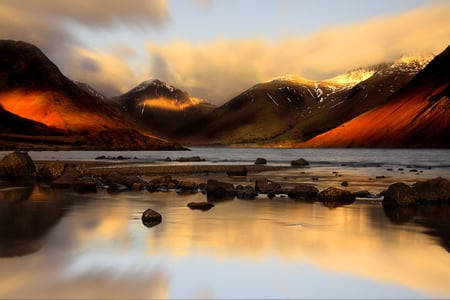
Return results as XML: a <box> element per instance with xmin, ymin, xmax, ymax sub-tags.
<box><xmin>1</xmin><ymin>0</ymin><xmax>450</xmax><ymax>104</ymax></box>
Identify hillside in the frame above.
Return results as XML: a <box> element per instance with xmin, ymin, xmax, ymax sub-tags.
<box><xmin>296</xmin><ymin>46</ymin><xmax>450</xmax><ymax>148</ymax></box>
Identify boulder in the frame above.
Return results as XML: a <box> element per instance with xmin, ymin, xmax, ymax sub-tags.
<box><xmin>414</xmin><ymin>177</ymin><xmax>450</xmax><ymax>203</ymax></box>
<box><xmin>286</xmin><ymin>184</ymin><xmax>318</xmax><ymax>200</ymax></box>
<box><xmin>206</xmin><ymin>179</ymin><xmax>236</xmax><ymax>198</ymax></box>
<box><xmin>177</xmin><ymin>181</ymin><xmax>199</xmax><ymax>193</ymax></box>
<box><xmin>354</xmin><ymin>190</ymin><xmax>371</xmax><ymax>198</ymax></box>
<box><xmin>37</xmin><ymin>162</ymin><xmax>65</xmax><ymax>182</ymax></box>
<box><xmin>226</xmin><ymin>166</ymin><xmax>247</xmax><ymax>176</ymax></box>
<box><xmin>290</xmin><ymin>158</ymin><xmax>309</xmax><ymax>167</ymax></box>
<box><xmin>236</xmin><ymin>185</ymin><xmax>258</xmax><ymax>199</ymax></box>
<box><xmin>318</xmin><ymin>187</ymin><xmax>355</xmax><ymax>204</ymax></box>
<box><xmin>141</xmin><ymin>208</ymin><xmax>162</xmax><ymax>227</ymax></box>
<box><xmin>187</xmin><ymin>202</ymin><xmax>215</xmax><ymax>210</ymax></box>
<box><xmin>0</xmin><ymin>151</ymin><xmax>36</xmax><ymax>179</ymax></box>
<box><xmin>255</xmin><ymin>177</ymin><xmax>282</xmax><ymax>194</ymax></box>
<box><xmin>103</xmin><ymin>172</ymin><xmax>146</xmax><ymax>190</ymax></box>
<box><xmin>382</xmin><ymin>182</ymin><xmax>418</xmax><ymax>207</ymax></box>
<box><xmin>254</xmin><ymin>157</ymin><xmax>267</xmax><ymax>165</ymax></box>
<box><xmin>73</xmin><ymin>176</ymin><xmax>98</xmax><ymax>193</ymax></box>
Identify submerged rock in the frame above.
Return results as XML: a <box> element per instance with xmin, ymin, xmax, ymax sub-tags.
<box><xmin>141</xmin><ymin>208</ymin><xmax>162</xmax><ymax>227</ymax></box>
<box><xmin>187</xmin><ymin>202</ymin><xmax>214</xmax><ymax>210</ymax></box>
<box><xmin>318</xmin><ymin>187</ymin><xmax>355</xmax><ymax>204</ymax></box>
<box><xmin>0</xmin><ymin>151</ymin><xmax>36</xmax><ymax>179</ymax></box>
<box><xmin>382</xmin><ymin>182</ymin><xmax>418</xmax><ymax>207</ymax></box>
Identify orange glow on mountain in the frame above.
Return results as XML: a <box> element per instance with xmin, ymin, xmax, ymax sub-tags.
<box><xmin>0</xmin><ymin>90</ymin><xmax>123</xmax><ymax>132</ymax></box>
<box><xmin>297</xmin><ymin>84</ymin><xmax>449</xmax><ymax>147</ymax></box>
<box><xmin>140</xmin><ymin>97</ymin><xmax>203</xmax><ymax>111</ymax></box>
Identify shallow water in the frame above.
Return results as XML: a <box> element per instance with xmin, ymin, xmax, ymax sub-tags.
<box><xmin>0</xmin><ymin>148</ymin><xmax>449</xmax><ymax>299</ymax></box>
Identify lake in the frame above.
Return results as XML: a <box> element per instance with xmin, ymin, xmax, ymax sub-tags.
<box><xmin>0</xmin><ymin>148</ymin><xmax>449</xmax><ymax>299</ymax></box>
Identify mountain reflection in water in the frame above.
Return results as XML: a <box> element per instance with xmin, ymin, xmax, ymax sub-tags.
<box><xmin>0</xmin><ymin>185</ymin><xmax>449</xmax><ymax>299</ymax></box>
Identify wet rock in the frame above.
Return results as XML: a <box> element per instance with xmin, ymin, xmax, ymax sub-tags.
<box><xmin>0</xmin><ymin>151</ymin><xmax>36</xmax><ymax>179</ymax></box>
<box><xmin>164</xmin><ymin>157</ymin><xmax>172</xmax><ymax>162</ymax></box>
<box><xmin>141</xmin><ymin>208</ymin><xmax>162</xmax><ymax>227</ymax></box>
<box><xmin>290</xmin><ymin>158</ymin><xmax>309</xmax><ymax>167</ymax></box>
<box><xmin>254</xmin><ymin>157</ymin><xmax>267</xmax><ymax>165</ymax></box>
<box><xmin>132</xmin><ymin>182</ymin><xmax>144</xmax><ymax>191</ymax></box>
<box><xmin>236</xmin><ymin>185</ymin><xmax>258</xmax><ymax>199</ymax></box>
<box><xmin>177</xmin><ymin>181</ymin><xmax>198</xmax><ymax>193</ymax></box>
<box><xmin>226</xmin><ymin>166</ymin><xmax>247</xmax><ymax>176</ymax></box>
<box><xmin>382</xmin><ymin>182</ymin><xmax>418</xmax><ymax>207</ymax></box>
<box><xmin>255</xmin><ymin>177</ymin><xmax>282</xmax><ymax>194</ymax></box>
<box><xmin>354</xmin><ymin>190</ymin><xmax>371</xmax><ymax>198</ymax></box>
<box><xmin>286</xmin><ymin>184</ymin><xmax>318</xmax><ymax>200</ymax></box>
<box><xmin>414</xmin><ymin>177</ymin><xmax>450</xmax><ymax>203</ymax></box>
<box><xmin>341</xmin><ymin>181</ymin><xmax>349</xmax><ymax>187</ymax></box>
<box><xmin>73</xmin><ymin>176</ymin><xmax>98</xmax><ymax>193</ymax></box>
<box><xmin>103</xmin><ymin>172</ymin><xmax>146</xmax><ymax>190</ymax></box>
<box><xmin>318</xmin><ymin>187</ymin><xmax>355</xmax><ymax>205</ymax></box>
<box><xmin>206</xmin><ymin>179</ymin><xmax>236</xmax><ymax>198</ymax></box>
<box><xmin>187</xmin><ymin>202</ymin><xmax>214</xmax><ymax>210</ymax></box>
<box><xmin>37</xmin><ymin>162</ymin><xmax>65</xmax><ymax>182</ymax></box>
<box><xmin>107</xmin><ymin>182</ymin><xmax>128</xmax><ymax>193</ymax></box>
<box><xmin>50</xmin><ymin>165</ymin><xmax>83</xmax><ymax>189</ymax></box>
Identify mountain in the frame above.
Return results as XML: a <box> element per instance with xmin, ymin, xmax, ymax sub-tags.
<box><xmin>112</xmin><ymin>79</ymin><xmax>215</xmax><ymax>140</ymax></box>
<box><xmin>296</xmin><ymin>46</ymin><xmax>450</xmax><ymax>148</ymax></box>
<box><xmin>191</xmin><ymin>55</ymin><xmax>432</xmax><ymax>145</ymax></box>
<box><xmin>0</xmin><ymin>40</ymin><xmax>184</xmax><ymax>150</ymax></box>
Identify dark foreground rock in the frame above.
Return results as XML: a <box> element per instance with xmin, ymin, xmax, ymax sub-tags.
<box><xmin>291</xmin><ymin>158</ymin><xmax>309</xmax><ymax>167</ymax></box>
<box><xmin>255</xmin><ymin>177</ymin><xmax>282</xmax><ymax>194</ymax></box>
<box><xmin>414</xmin><ymin>177</ymin><xmax>450</xmax><ymax>203</ymax></box>
<box><xmin>141</xmin><ymin>208</ymin><xmax>162</xmax><ymax>227</ymax></box>
<box><xmin>318</xmin><ymin>187</ymin><xmax>355</xmax><ymax>205</ymax></box>
<box><xmin>37</xmin><ymin>162</ymin><xmax>65</xmax><ymax>182</ymax></box>
<box><xmin>187</xmin><ymin>202</ymin><xmax>214</xmax><ymax>210</ymax></box>
<box><xmin>236</xmin><ymin>185</ymin><xmax>258</xmax><ymax>199</ymax></box>
<box><xmin>206</xmin><ymin>179</ymin><xmax>236</xmax><ymax>199</ymax></box>
<box><xmin>382</xmin><ymin>182</ymin><xmax>418</xmax><ymax>207</ymax></box>
<box><xmin>286</xmin><ymin>184</ymin><xmax>318</xmax><ymax>200</ymax></box>
<box><xmin>0</xmin><ymin>151</ymin><xmax>36</xmax><ymax>179</ymax></box>
<box><xmin>73</xmin><ymin>176</ymin><xmax>98</xmax><ymax>193</ymax></box>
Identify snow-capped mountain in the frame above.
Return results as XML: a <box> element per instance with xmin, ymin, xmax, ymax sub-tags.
<box><xmin>192</xmin><ymin>54</ymin><xmax>435</xmax><ymax>146</ymax></box>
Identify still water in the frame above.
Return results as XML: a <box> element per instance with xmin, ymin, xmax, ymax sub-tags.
<box><xmin>0</xmin><ymin>148</ymin><xmax>449</xmax><ymax>299</ymax></box>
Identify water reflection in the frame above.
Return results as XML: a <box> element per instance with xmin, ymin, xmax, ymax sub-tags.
<box><xmin>0</xmin><ymin>187</ymin><xmax>449</xmax><ymax>298</ymax></box>
<box><xmin>0</xmin><ymin>183</ymin><xmax>71</xmax><ymax>257</ymax></box>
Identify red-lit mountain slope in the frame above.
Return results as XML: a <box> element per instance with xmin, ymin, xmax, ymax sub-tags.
<box><xmin>297</xmin><ymin>46</ymin><xmax>450</xmax><ymax>148</ymax></box>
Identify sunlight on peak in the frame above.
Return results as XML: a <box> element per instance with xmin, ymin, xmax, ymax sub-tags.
<box><xmin>393</xmin><ymin>54</ymin><xmax>434</xmax><ymax>66</ymax></box>
<box><xmin>266</xmin><ymin>75</ymin><xmax>316</xmax><ymax>86</ymax></box>
<box><xmin>140</xmin><ymin>97</ymin><xmax>203</xmax><ymax>111</ymax></box>
<box><xmin>324</xmin><ymin>69</ymin><xmax>376</xmax><ymax>87</ymax></box>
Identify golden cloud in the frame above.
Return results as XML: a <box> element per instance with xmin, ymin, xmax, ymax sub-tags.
<box><xmin>147</xmin><ymin>2</ymin><xmax>450</xmax><ymax>104</ymax></box>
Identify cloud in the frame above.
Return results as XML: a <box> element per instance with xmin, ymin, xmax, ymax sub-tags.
<box><xmin>0</xmin><ymin>0</ymin><xmax>171</xmax><ymax>96</ymax></box>
<box><xmin>147</xmin><ymin>2</ymin><xmax>450</xmax><ymax>104</ymax></box>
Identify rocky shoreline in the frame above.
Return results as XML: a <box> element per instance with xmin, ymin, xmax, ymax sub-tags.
<box><xmin>1</xmin><ymin>151</ymin><xmax>449</xmax><ymax>222</ymax></box>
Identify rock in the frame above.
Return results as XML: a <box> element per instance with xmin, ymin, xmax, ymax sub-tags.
<box><xmin>150</xmin><ymin>175</ymin><xmax>173</xmax><ymax>185</ymax></box>
<box><xmin>206</xmin><ymin>179</ymin><xmax>236</xmax><ymax>198</ymax></box>
<box><xmin>103</xmin><ymin>172</ymin><xmax>146</xmax><ymax>190</ymax></box>
<box><xmin>382</xmin><ymin>182</ymin><xmax>418</xmax><ymax>207</ymax></box>
<box><xmin>286</xmin><ymin>184</ymin><xmax>318</xmax><ymax>200</ymax></box>
<box><xmin>164</xmin><ymin>157</ymin><xmax>172</xmax><ymax>162</ymax></box>
<box><xmin>291</xmin><ymin>158</ymin><xmax>309</xmax><ymax>167</ymax></box>
<box><xmin>176</xmin><ymin>156</ymin><xmax>205</xmax><ymax>162</ymax></box>
<box><xmin>177</xmin><ymin>181</ymin><xmax>198</xmax><ymax>193</ymax></box>
<box><xmin>0</xmin><ymin>151</ymin><xmax>36</xmax><ymax>179</ymax></box>
<box><xmin>255</xmin><ymin>177</ymin><xmax>282</xmax><ymax>194</ymax></box>
<box><xmin>354</xmin><ymin>190</ymin><xmax>371</xmax><ymax>198</ymax></box>
<box><xmin>226</xmin><ymin>166</ymin><xmax>247</xmax><ymax>176</ymax></box>
<box><xmin>107</xmin><ymin>182</ymin><xmax>129</xmax><ymax>193</ymax></box>
<box><xmin>37</xmin><ymin>162</ymin><xmax>65</xmax><ymax>181</ymax></box>
<box><xmin>414</xmin><ymin>177</ymin><xmax>450</xmax><ymax>203</ymax></box>
<box><xmin>236</xmin><ymin>185</ymin><xmax>258</xmax><ymax>199</ymax></box>
<box><xmin>187</xmin><ymin>202</ymin><xmax>214</xmax><ymax>210</ymax></box>
<box><xmin>132</xmin><ymin>182</ymin><xmax>144</xmax><ymax>191</ymax></box>
<box><xmin>141</xmin><ymin>208</ymin><xmax>162</xmax><ymax>227</ymax></box>
<box><xmin>73</xmin><ymin>176</ymin><xmax>98</xmax><ymax>193</ymax></box>
<box><xmin>254</xmin><ymin>157</ymin><xmax>267</xmax><ymax>165</ymax></box>
<box><xmin>51</xmin><ymin>174</ymin><xmax>76</xmax><ymax>189</ymax></box>
<box><xmin>376</xmin><ymin>176</ymin><xmax>386</xmax><ymax>179</ymax></box>
<box><xmin>318</xmin><ymin>187</ymin><xmax>355</xmax><ymax>205</ymax></box>
<box><xmin>341</xmin><ymin>181</ymin><xmax>349</xmax><ymax>187</ymax></box>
